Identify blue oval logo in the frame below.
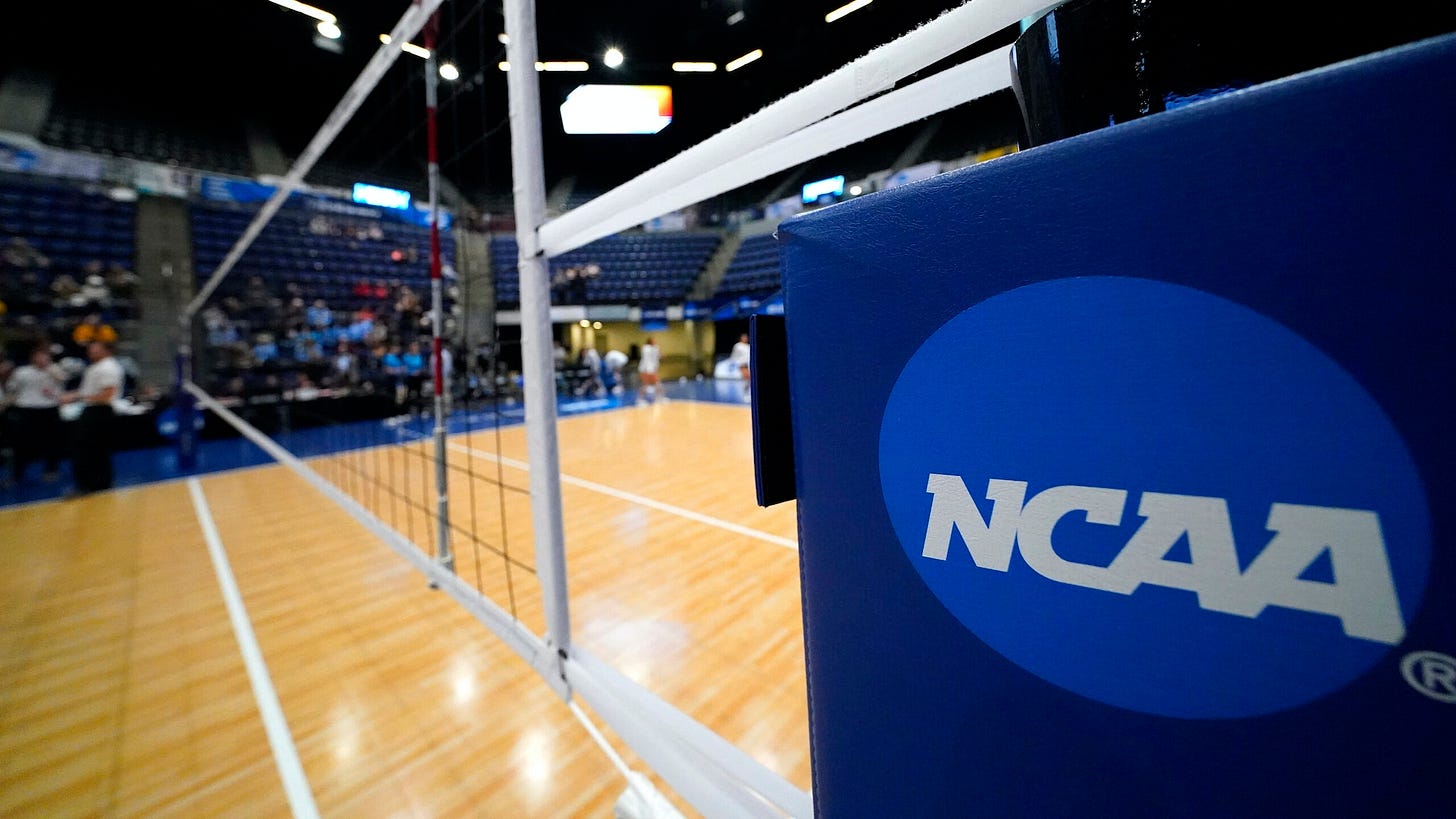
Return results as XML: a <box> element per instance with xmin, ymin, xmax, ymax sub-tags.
<box><xmin>879</xmin><ymin>277</ymin><xmax>1430</xmax><ymax>719</ymax></box>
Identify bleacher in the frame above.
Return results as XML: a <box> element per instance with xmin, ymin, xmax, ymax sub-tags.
<box><xmin>491</xmin><ymin>232</ymin><xmax>719</xmax><ymax>306</ymax></box>
<box><xmin>41</xmin><ymin>101</ymin><xmax>252</xmax><ymax>177</ymax></box>
<box><xmin>192</xmin><ymin>200</ymin><xmax>451</xmax><ymax>312</ymax></box>
<box><xmin>0</xmin><ymin>177</ymin><xmax>135</xmax><ymax>270</ymax></box>
<box><xmin>0</xmin><ymin>176</ymin><xmax>136</xmax><ymax>335</ymax></box>
<box><xmin>714</xmin><ymin>233</ymin><xmax>780</xmax><ymax>298</ymax></box>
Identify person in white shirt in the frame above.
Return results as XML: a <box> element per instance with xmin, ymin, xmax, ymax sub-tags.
<box><xmin>730</xmin><ymin>333</ymin><xmax>752</xmax><ymax>380</ymax></box>
<box><xmin>602</xmin><ymin>349</ymin><xmax>629</xmax><ymax>396</ymax></box>
<box><xmin>62</xmin><ymin>340</ymin><xmax>124</xmax><ymax>495</ymax></box>
<box><xmin>5</xmin><ymin>345</ymin><xmax>66</xmax><ymax>484</ymax></box>
<box><xmin>637</xmin><ymin>337</ymin><xmax>662</xmax><ymax>403</ymax></box>
<box><xmin>729</xmin><ymin>332</ymin><xmax>752</xmax><ymax>401</ymax></box>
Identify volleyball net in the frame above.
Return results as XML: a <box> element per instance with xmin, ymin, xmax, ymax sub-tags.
<box><xmin>176</xmin><ymin>0</ymin><xmax>1046</xmax><ymax>814</ymax></box>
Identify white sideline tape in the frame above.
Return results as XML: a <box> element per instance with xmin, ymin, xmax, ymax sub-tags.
<box><xmin>186</xmin><ymin>383</ymin><xmax>808</xmax><ymax>818</ymax></box>
<box><xmin>449</xmin><ymin>440</ymin><xmax>800</xmax><ymax>551</ymax></box>
<box><xmin>188</xmin><ymin>478</ymin><xmax>320</xmax><ymax>819</ymax></box>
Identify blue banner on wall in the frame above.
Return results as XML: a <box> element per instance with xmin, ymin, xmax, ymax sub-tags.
<box><xmin>640</xmin><ymin>305</ymin><xmax>669</xmax><ymax>331</ymax></box>
<box><xmin>199</xmin><ymin>175</ymin><xmax>277</xmax><ymax>203</ymax></box>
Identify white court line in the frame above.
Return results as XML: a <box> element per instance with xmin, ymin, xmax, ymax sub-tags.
<box><xmin>187</xmin><ymin>478</ymin><xmax>320</xmax><ymax>819</ymax></box>
<box><xmin>448</xmin><ymin>439</ymin><xmax>799</xmax><ymax>551</ymax></box>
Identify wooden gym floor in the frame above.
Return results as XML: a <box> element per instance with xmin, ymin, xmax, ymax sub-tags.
<box><xmin>0</xmin><ymin>399</ymin><xmax>807</xmax><ymax>817</ymax></box>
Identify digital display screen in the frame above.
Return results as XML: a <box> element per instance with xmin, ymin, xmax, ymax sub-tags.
<box><xmin>802</xmin><ymin>175</ymin><xmax>845</xmax><ymax>204</ymax></box>
<box><xmin>560</xmin><ymin>85</ymin><xmax>673</xmax><ymax>135</ymax></box>
<box><xmin>352</xmin><ymin>182</ymin><xmax>411</xmax><ymax>210</ymax></box>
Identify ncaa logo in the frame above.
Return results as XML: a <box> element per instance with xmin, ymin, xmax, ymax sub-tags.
<box><xmin>878</xmin><ymin>277</ymin><xmax>1431</xmax><ymax>719</ymax></box>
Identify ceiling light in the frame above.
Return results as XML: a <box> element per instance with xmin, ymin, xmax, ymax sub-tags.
<box><xmin>672</xmin><ymin>62</ymin><xmax>717</xmax><ymax>73</ymax></box>
<box><xmin>849</xmin><ymin>185</ymin><xmax>863</xmax><ymax>195</ymax></box>
<box><xmin>592</xmin><ymin>321</ymin><xmax>603</xmax><ymax>330</ymax></box>
<box><xmin>439</xmin><ymin>62</ymin><xmax>460</xmax><ymax>81</ymax></box>
<box><xmin>725</xmin><ymin>49</ymin><xmax>763</xmax><ymax>72</ymax></box>
<box><xmin>604</xmin><ymin>48</ymin><xmax>624</xmax><ymax>69</ymax></box>
<box><xmin>378</xmin><ymin>34</ymin><xmax>430</xmax><ymax>58</ymax></box>
<box><xmin>316</xmin><ymin>20</ymin><xmax>341</xmax><ymax>39</ymax></box>
<box><xmin>269</xmin><ymin>0</ymin><xmax>335</xmax><ymax>24</ymax></box>
<box><xmin>498</xmin><ymin>33</ymin><xmax>510</xmax><ymax>44</ymax></box>
<box><xmin>579</xmin><ymin>319</ymin><xmax>591</xmax><ymax>328</ymax></box>
<box><xmin>825</xmin><ymin>0</ymin><xmax>873</xmax><ymax>23</ymax></box>
<box><xmin>727</xmin><ymin>10</ymin><xmax>745</xmax><ymax>25</ymax></box>
<box><xmin>499</xmin><ymin>61</ymin><xmax>582</xmax><ymax>72</ymax></box>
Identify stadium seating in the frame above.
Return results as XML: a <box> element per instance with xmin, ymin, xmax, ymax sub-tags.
<box><xmin>41</xmin><ymin>103</ymin><xmax>252</xmax><ymax>177</ymax></box>
<box><xmin>714</xmin><ymin>233</ymin><xmax>780</xmax><ymax>298</ymax></box>
<box><xmin>192</xmin><ymin>200</ymin><xmax>452</xmax><ymax>313</ymax></box>
<box><xmin>0</xmin><ymin>175</ymin><xmax>136</xmax><ymax>320</ymax></box>
<box><xmin>491</xmin><ymin>232</ymin><xmax>719</xmax><ymax>306</ymax></box>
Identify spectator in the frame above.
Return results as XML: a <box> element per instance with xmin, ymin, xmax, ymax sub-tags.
<box><xmin>252</xmin><ymin>333</ymin><xmax>279</xmax><ymax>365</ymax></box>
<box><xmin>328</xmin><ymin>340</ymin><xmax>357</xmax><ymax>387</ymax></box>
<box><xmin>77</xmin><ymin>274</ymin><xmax>111</xmax><ymax>310</ymax></box>
<box><xmin>2</xmin><ymin>237</ymin><xmax>50</xmax><ymax>270</ymax></box>
<box><xmin>402</xmin><ymin>341</ymin><xmax>425</xmax><ymax>408</ymax></box>
<box><xmin>283</xmin><ymin>297</ymin><xmax>307</xmax><ymax>332</ymax></box>
<box><xmin>5</xmin><ymin>344</ymin><xmax>65</xmax><ymax>485</ymax></box>
<box><xmin>106</xmin><ymin>263</ymin><xmax>139</xmax><ymax>300</ymax></box>
<box><xmin>61</xmin><ymin>340</ymin><xmax>124</xmax><ymax>496</ymax></box>
<box><xmin>72</xmin><ymin>313</ymin><xmax>119</xmax><ymax>349</ymax></box>
<box><xmin>307</xmin><ymin>299</ymin><xmax>332</xmax><ymax>329</ymax></box>
<box><xmin>379</xmin><ymin>343</ymin><xmax>405</xmax><ymax>403</ymax></box>
<box><xmin>345</xmin><ymin>310</ymin><xmax>375</xmax><ymax>343</ymax></box>
<box><xmin>51</xmin><ymin>274</ymin><xmax>81</xmax><ymax>307</ymax></box>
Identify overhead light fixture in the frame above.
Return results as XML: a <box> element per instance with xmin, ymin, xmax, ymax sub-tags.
<box><xmin>269</xmin><ymin>0</ymin><xmax>335</xmax><ymax>24</ymax></box>
<box><xmin>592</xmin><ymin>321</ymin><xmax>603</xmax><ymax>330</ymax></box>
<box><xmin>579</xmin><ymin>319</ymin><xmax>591</xmax><ymax>328</ymax></box>
<box><xmin>439</xmin><ymin>62</ymin><xmax>460</xmax><ymax>81</ymax></box>
<box><xmin>825</xmin><ymin>0</ymin><xmax>873</xmax><ymax>23</ymax></box>
<box><xmin>498</xmin><ymin>33</ymin><xmax>510</xmax><ymax>44</ymax></box>
<box><xmin>604</xmin><ymin>47</ymin><xmax>624</xmax><ymax>69</ymax></box>
<box><xmin>849</xmin><ymin>185</ymin><xmax>864</xmax><ymax>195</ymax></box>
<box><xmin>378</xmin><ymin>33</ymin><xmax>430</xmax><ymax>58</ymax></box>
<box><xmin>725</xmin><ymin>49</ymin><xmax>763</xmax><ymax>72</ymax></box>
<box><xmin>498</xmin><ymin>61</ymin><xmax>588</xmax><ymax>72</ymax></box>
<box><xmin>727</xmin><ymin>10</ymin><xmax>746</xmax><ymax>25</ymax></box>
<box><xmin>316</xmin><ymin>20</ymin><xmax>341</xmax><ymax>39</ymax></box>
<box><xmin>671</xmin><ymin>62</ymin><xmax>717</xmax><ymax>73</ymax></box>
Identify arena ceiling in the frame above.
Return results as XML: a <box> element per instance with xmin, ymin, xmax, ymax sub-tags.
<box><xmin>1</xmin><ymin>0</ymin><xmax>1021</xmax><ymax>203</ymax></box>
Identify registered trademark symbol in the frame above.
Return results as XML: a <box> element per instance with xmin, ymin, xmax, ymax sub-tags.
<box><xmin>1401</xmin><ymin>651</ymin><xmax>1456</xmax><ymax>703</ymax></box>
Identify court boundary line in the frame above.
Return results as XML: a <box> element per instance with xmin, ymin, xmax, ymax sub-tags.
<box><xmin>447</xmin><ymin>440</ymin><xmax>799</xmax><ymax>551</ymax></box>
<box><xmin>187</xmin><ymin>478</ymin><xmax>320</xmax><ymax>819</ymax></box>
